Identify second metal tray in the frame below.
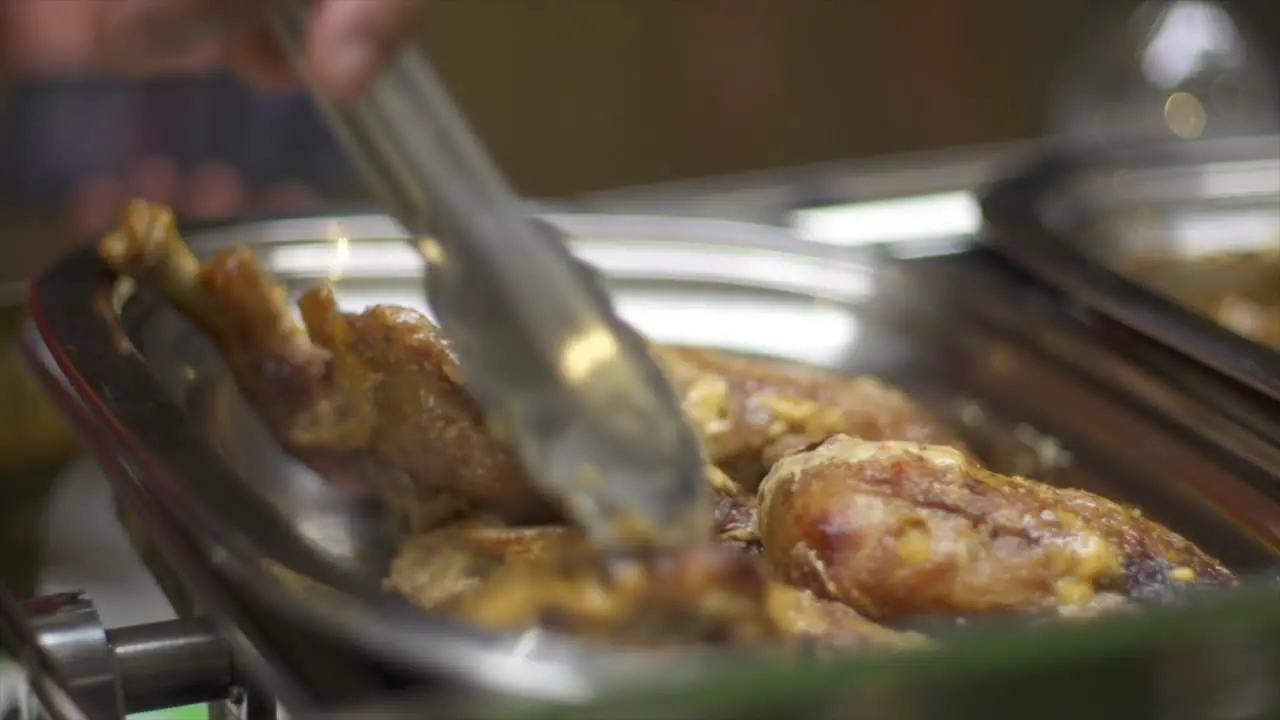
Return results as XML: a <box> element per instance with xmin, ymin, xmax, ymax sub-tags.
<box><xmin>982</xmin><ymin>135</ymin><xmax>1280</xmax><ymax>406</ymax></box>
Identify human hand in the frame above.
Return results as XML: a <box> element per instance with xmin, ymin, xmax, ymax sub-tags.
<box><xmin>94</xmin><ymin>0</ymin><xmax>425</xmax><ymax>102</ymax></box>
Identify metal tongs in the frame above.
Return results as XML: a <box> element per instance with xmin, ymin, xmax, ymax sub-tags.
<box><xmin>270</xmin><ymin>4</ymin><xmax>710</xmax><ymax>548</ymax></box>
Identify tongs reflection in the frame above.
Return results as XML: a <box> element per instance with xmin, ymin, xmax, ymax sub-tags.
<box><xmin>270</xmin><ymin>4</ymin><xmax>711</xmax><ymax>548</ymax></box>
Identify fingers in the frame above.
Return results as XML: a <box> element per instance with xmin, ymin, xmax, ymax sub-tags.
<box><xmin>229</xmin><ymin>0</ymin><xmax>427</xmax><ymax>100</ymax></box>
<box><xmin>306</xmin><ymin>0</ymin><xmax>425</xmax><ymax>103</ymax></box>
<box><xmin>96</xmin><ymin>0</ymin><xmax>293</xmax><ymax>86</ymax></box>
<box><xmin>95</xmin><ymin>0</ymin><xmax>424</xmax><ymax>101</ymax></box>
<box><xmin>226</xmin><ymin>27</ymin><xmax>298</xmax><ymax>92</ymax></box>
<box><xmin>94</xmin><ymin>0</ymin><xmax>236</xmax><ymax>76</ymax></box>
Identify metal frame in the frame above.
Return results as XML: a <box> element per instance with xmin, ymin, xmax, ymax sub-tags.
<box><xmin>13</xmin><ymin>190</ymin><xmax>1280</xmax><ymax>717</ymax></box>
<box><xmin>981</xmin><ymin>134</ymin><xmax>1280</xmax><ymax>403</ymax></box>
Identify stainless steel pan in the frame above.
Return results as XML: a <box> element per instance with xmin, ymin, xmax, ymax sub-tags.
<box><xmin>21</xmin><ymin>212</ymin><xmax>1280</xmax><ymax>708</ymax></box>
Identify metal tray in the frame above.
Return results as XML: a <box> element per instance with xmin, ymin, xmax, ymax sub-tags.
<box><xmin>21</xmin><ymin>212</ymin><xmax>1280</xmax><ymax>709</ymax></box>
<box><xmin>981</xmin><ymin>135</ymin><xmax>1280</xmax><ymax>407</ymax></box>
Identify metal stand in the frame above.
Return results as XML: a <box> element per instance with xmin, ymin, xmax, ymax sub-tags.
<box><xmin>208</xmin><ymin>684</ymin><xmax>279</xmax><ymax>720</ymax></box>
<box><xmin>2</xmin><ymin>587</ymin><xmax>237</xmax><ymax>720</ymax></box>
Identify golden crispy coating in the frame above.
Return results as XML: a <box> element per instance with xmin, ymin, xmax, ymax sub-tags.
<box><xmin>295</xmin><ymin>285</ymin><xmax>565</xmax><ymax>529</ymax></box>
<box><xmin>656</xmin><ymin>346</ymin><xmax>973</xmax><ymax>491</ymax></box>
<box><xmin>100</xmin><ymin>201</ymin><xmax>562</xmax><ymax>529</ymax></box>
<box><xmin>758</xmin><ymin>436</ymin><xmax>1233</xmax><ymax>621</ymax></box>
<box><xmin>442</xmin><ymin>543</ymin><xmax>783</xmax><ymax>646</ymax></box>
<box><xmin>386</xmin><ymin>525</ymin><xmax>579</xmax><ymax>610</ymax></box>
<box><xmin>99</xmin><ymin>202</ymin><xmax>330</xmax><ymax>430</ymax></box>
<box><xmin>392</xmin><ymin>526</ymin><xmax>927</xmax><ymax>650</ymax></box>
<box><xmin>96</xmin><ymin>201</ymin><xmax>799</xmax><ymax>535</ymax></box>
<box><xmin>706</xmin><ymin>464</ymin><xmax>759</xmax><ymax>544</ymax></box>
<box><xmin>762</xmin><ymin>582</ymin><xmax>928</xmax><ymax>650</ymax></box>
<box><xmin>100</xmin><ymin>200</ymin><xmax>1234</xmax><ymax>648</ymax></box>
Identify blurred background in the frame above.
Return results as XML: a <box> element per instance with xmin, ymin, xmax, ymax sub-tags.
<box><xmin>0</xmin><ymin>0</ymin><xmax>1272</xmax><ymax>284</ymax></box>
<box><xmin>0</xmin><ymin>2</ymin><xmax>1277</xmax><ymax>717</ymax></box>
<box><xmin>0</xmin><ymin>0</ymin><xmax>1278</xmax><ymax>594</ymax></box>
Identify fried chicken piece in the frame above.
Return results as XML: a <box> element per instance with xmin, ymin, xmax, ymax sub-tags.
<box><xmin>386</xmin><ymin>525</ymin><xmax>581</xmax><ymax>610</ymax></box>
<box><xmin>443</xmin><ymin>545</ymin><xmax>779</xmax><ymax>646</ymax></box>
<box><xmin>98</xmin><ymin>201</ymin><xmax>762</xmax><ymax>535</ymax></box>
<box><xmin>387</xmin><ymin>522</ymin><xmax>764</xmax><ymax>611</ymax></box>
<box><xmin>656</xmin><ymin>347</ymin><xmax>973</xmax><ymax>492</ymax></box>
<box><xmin>757</xmin><ymin>436</ymin><xmax>1233</xmax><ymax>621</ymax></box>
<box><xmin>100</xmin><ymin>201</ymin><xmax>561</xmax><ymax>529</ymax></box>
<box><xmin>294</xmin><ymin>284</ymin><xmax>567</xmax><ymax>529</ymax></box>
<box><xmin>763</xmin><ymin>582</ymin><xmax>926</xmax><ymax>650</ymax></box>
<box><xmin>392</xmin><ymin>526</ymin><xmax>926</xmax><ymax>650</ymax></box>
<box><xmin>706</xmin><ymin>464</ymin><xmax>759</xmax><ymax>544</ymax></box>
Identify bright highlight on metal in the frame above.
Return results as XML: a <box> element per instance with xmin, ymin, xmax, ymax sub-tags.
<box><xmin>791</xmin><ymin>191</ymin><xmax>981</xmax><ymax>247</ymax></box>
<box><xmin>559</xmin><ymin>327</ymin><xmax>621</xmax><ymax>385</ymax></box>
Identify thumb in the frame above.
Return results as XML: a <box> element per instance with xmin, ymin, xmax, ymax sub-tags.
<box><xmin>306</xmin><ymin>0</ymin><xmax>425</xmax><ymax>103</ymax></box>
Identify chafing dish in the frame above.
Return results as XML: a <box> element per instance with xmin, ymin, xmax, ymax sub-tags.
<box><xmin>982</xmin><ymin>134</ymin><xmax>1280</xmax><ymax>464</ymax></box>
<box><xmin>13</xmin><ymin>211</ymin><xmax>1280</xmax><ymax>719</ymax></box>
<box><xmin>983</xmin><ymin>135</ymin><xmax>1280</xmax><ymax>384</ymax></box>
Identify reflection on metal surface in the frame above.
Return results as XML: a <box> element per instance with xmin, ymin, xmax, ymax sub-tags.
<box><xmin>107</xmin><ymin>617</ymin><xmax>232</xmax><ymax>714</ymax></box>
<box><xmin>613</xmin><ymin>294</ymin><xmax>859</xmax><ymax>367</ymax></box>
<box><xmin>22</xmin><ymin>592</ymin><xmax>122</xmax><ymax>718</ymax></box>
<box><xmin>4</xmin><ymin>588</ymin><xmax>233</xmax><ymax>719</ymax></box>
<box><xmin>0</xmin><ymin>583</ymin><xmax>90</xmax><ymax>720</ymax></box>
<box><xmin>1009</xmin><ymin>137</ymin><xmax>1280</xmax><ymax>352</ymax></box>
<box><xmin>1052</xmin><ymin>1</ymin><xmax>1278</xmax><ymax>142</ymax></box>
<box><xmin>790</xmin><ymin>191</ymin><xmax>981</xmax><ymax>246</ymax></box>
<box><xmin>415</xmin><ymin>237</ymin><xmax>446</xmax><ymax>266</ymax></box>
<box><xmin>1163</xmin><ymin>91</ymin><xmax>1207</xmax><ymax>139</ymax></box>
<box><xmin>1040</xmin><ymin>137</ymin><xmax>1280</xmax><ymax>259</ymax></box>
<box><xmin>326</xmin><ymin>237</ymin><xmax>350</xmax><ymax>282</ymax></box>
<box><xmin>1163</xmin><ymin>211</ymin><xmax>1279</xmax><ymax>255</ymax></box>
<box><xmin>0</xmin><ymin>659</ymin><xmax>44</xmax><ymax>720</ymax></box>
<box><xmin>572</xmin><ymin>141</ymin><xmax>1033</xmax><ymax>228</ymax></box>
<box><xmin>267</xmin><ymin>242</ymin><xmax>418</xmax><ymax>280</ymax></box>
<box><xmin>1140</xmin><ymin>2</ymin><xmax>1245</xmax><ymax>89</ymax></box>
<box><xmin>558</xmin><ymin>326</ymin><xmax>620</xmax><ymax>386</ymax></box>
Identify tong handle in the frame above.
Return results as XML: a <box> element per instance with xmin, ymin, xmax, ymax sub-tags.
<box><xmin>0</xmin><ymin>585</ymin><xmax>94</xmax><ymax>720</ymax></box>
<box><xmin>269</xmin><ymin>4</ymin><xmax>712</xmax><ymax>548</ymax></box>
<box><xmin>270</xmin><ymin>2</ymin><xmax>517</xmax><ymax>235</ymax></box>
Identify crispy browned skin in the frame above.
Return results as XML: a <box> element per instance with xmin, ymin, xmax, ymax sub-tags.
<box><xmin>97</xmin><ymin>202</ymin><xmax>963</xmax><ymax>529</ymax></box>
<box><xmin>705</xmin><ymin>464</ymin><xmax>759</xmax><ymax>544</ymax></box>
<box><xmin>386</xmin><ymin>525</ymin><xmax>580</xmax><ymax>610</ymax></box>
<box><xmin>100</xmin><ymin>201</ymin><xmax>1232</xmax><ymax>645</ymax></box>
<box><xmin>391</xmin><ymin>525</ymin><xmax>926</xmax><ymax>650</ymax></box>
<box><xmin>764</xmin><ymin>582</ymin><xmax>925</xmax><ymax>650</ymax></box>
<box><xmin>294</xmin><ymin>284</ymin><xmax>567</xmax><ymax>529</ymax></box>
<box><xmin>758</xmin><ymin>435</ymin><xmax>1233</xmax><ymax>621</ymax></box>
<box><xmin>100</xmin><ymin>201</ymin><xmax>561</xmax><ymax>530</ymax></box>
<box><xmin>97</xmin><ymin>201</ymin><xmax>764</xmax><ymax>535</ymax></box>
<box><xmin>657</xmin><ymin>346</ymin><xmax>973</xmax><ymax>491</ymax></box>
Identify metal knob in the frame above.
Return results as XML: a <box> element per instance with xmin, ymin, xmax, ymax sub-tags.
<box><xmin>1</xmin><ymin>586</ymin><xmax>234</xmax><ymax>720</ymax></box>
<box><xmin>22</xmin><ymin>592</ymin><xmax>123</xmax><ymax>719</ymax></box>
